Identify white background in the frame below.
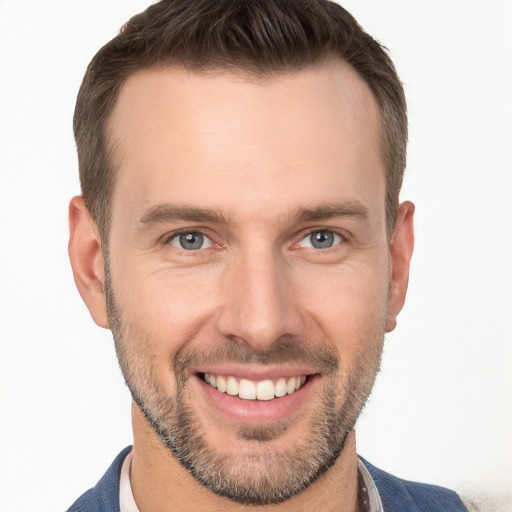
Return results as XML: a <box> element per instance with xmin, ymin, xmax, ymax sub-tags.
<box><xmin>0</xmin><ymin>1</ymin><xmax>511</xmax><ymax>510</ymax></box>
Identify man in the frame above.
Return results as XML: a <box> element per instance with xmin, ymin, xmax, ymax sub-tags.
<box><xmin>66</xmin><ymin>1</ymin><xmax>469</xmax><ymax>510</ymax></box>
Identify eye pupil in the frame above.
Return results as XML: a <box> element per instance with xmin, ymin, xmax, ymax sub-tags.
<box><xmin>310</xmin><ymin>231</ymin><xmax>334</xmax><ymax>249</ymax></box>
<box><xmin>179</xmin><ymin>232</ymin><xmax>204</xmax><ymax>250</ymax></box>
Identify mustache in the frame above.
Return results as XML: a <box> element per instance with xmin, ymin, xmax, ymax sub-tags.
<box><xmin>173</xmin><ymin>334</ymin><xmax>340</xmax><ymax>375</ymax></box>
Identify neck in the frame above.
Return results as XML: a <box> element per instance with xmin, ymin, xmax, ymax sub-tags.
<box><xmin>130</xmin><ymin>403</ymin><xmax>361</xmax><ymax>512</ymax></box>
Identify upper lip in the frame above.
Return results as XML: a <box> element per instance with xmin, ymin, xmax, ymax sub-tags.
<box><xmin>192</xmin><ymin>365</ymin><xmax>319</xmax><ymax>381</ymax></box>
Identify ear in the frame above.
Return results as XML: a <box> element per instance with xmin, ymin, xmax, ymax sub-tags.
<box><xmin>386</xmin><ymin>201</ymin><xmax>415</xmax><ymax>333</ymax></box>
<box><xmin>68</xmin><ymin>196</ymin><xmax>109</xmax><ymax>329</ymax></box>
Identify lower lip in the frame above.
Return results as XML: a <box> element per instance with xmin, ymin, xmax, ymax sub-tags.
<box><xmin>192</xmin><ymin>374</ymin><xmax>319</xmax><ymax>424</ymax></box>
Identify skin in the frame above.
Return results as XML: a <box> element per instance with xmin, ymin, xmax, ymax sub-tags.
<box><xmin>69</xmin><ymin>60</ymin><xmax>414</xmax><ymax>511</ymax></box>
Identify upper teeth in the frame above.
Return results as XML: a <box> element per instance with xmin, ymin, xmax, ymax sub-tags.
<box><xmin>204</xmin><ymin>374</ymin><xmax>306</xmax><ymax>401</ymax></box>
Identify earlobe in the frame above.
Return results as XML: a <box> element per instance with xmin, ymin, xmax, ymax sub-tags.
<box><xmin>386</xmin><ymin>201</ymin><xmax>415</xmax><ymax>333</ymax></box>
<box><xmin>68</xmin><ymin>196</ymin><xmax>109</xmax><ymax>329</ymax></box>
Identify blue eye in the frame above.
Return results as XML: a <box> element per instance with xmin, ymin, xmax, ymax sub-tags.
<box><xmin>299</xmin><ymin>230</ymin><xmax>342</xmax><ymax>249</ymax></box>
<box><xmin>169</xmin><ymin>232</ymin><xmax>213</xmax><ymax>251</ymax></box>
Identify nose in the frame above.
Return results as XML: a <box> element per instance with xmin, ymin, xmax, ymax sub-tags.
<box><xmin>216</xmin><ymin>247</ymin><xmax>303</xmax><ymax>351</ymax></box>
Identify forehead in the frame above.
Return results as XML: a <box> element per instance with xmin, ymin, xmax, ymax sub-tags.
<box><xmin>108</xmin><ymin>60</ymin><xmax>384</xmax><ymax>227</ymax></box>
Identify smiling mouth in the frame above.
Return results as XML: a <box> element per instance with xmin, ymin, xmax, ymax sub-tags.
<box><xmin>200</xmin><ymin>373</ymin><xmax>308</xmax><ymax>401</ymax></box>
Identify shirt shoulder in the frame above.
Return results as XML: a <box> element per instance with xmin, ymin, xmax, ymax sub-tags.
<box><xmin>360</xmin><ymin>457</ymin><xmax>468</xmax><ymax>512</ymax></box>
<box><xmin>67</xmin><ymin>488</ymin><xmax>105</xmax><ymax>512</ymax></box>
<box><xmin>66</xmin><ymin>446</ymin><xmax>132</xmax><ymax>512</ymax></box>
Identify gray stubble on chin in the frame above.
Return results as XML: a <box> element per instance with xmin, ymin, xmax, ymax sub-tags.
<box><xmin>238</xmin><ymin>421</ymin><xmax>290</xmax><ymax>442</ymax></box>
<box><xmin>144</xmin><ymin>369</ymin><xmax>356</xmax><ymax>506</ymax></box>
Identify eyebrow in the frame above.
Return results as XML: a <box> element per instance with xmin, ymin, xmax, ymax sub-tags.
<box><xmin>296</xmin><ymin>202</ymin><xmax>370</xmax><ymax>223</ymax></box>
<box><xmin>139</xmin><ymin>204</ymin><xmax>230</xmax><ymax>226</ymax></box>
<box><xmin>138</xmin><ymin>200</ymin><xmax>369</xmax><ymax>228</ymax></box>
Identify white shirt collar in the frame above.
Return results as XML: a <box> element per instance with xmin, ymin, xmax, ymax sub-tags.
<box><xmin>357</xmin><ymin>457</ymin><xmax>384</xmax><ymax>512</ymax></box>
<box><xmin>119</xmin><ymin>450</ymin><xmax>383</xmax><ymax>512</ymax></box>
<box><xmin>119</xmin><ymin>450</ymin><xmax>139</xmax><ymax>512</ymax></box>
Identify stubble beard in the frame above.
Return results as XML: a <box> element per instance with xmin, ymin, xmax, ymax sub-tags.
<box><xmin>105</xmin><ymin>271</ymin><xmax>386</xmax><ymax>506</ymax></box>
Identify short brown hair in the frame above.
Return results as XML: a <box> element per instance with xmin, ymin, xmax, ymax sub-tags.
<box><xmin>74</xmin><ymin>0</ymin><xmax>407</xmax><ymax>241</ymax></box>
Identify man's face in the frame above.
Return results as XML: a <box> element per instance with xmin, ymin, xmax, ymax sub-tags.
<box><xmin>100</xmin><ymin>61</ymin><xmax>400</xmax><ymax>504</ymax></box>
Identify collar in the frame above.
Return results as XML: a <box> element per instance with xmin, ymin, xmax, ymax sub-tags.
<box><xmin>119</xmin><ymin>450</ymin><xmax>383</xmax><ymax>511</ymax></box>
<box><xmin>357</xmin><ymin>457</ymin><xmax>384</xmax><ymax>512</ymax></box>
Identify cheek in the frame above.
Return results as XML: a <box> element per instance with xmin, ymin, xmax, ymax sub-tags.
<box><xmin>113</xmin><ymin>262</ymin><xmax>222</xmax><ymax>351</ymax></box>
<box><xmin>111</xmin><ymin>267</ymin><xmax>223</xmax><ymax>395</ymax></box>
<box><xmin>296</xmin><ymin>263</ymin><xmax>389</xmax><ymax>347</ymax></box>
